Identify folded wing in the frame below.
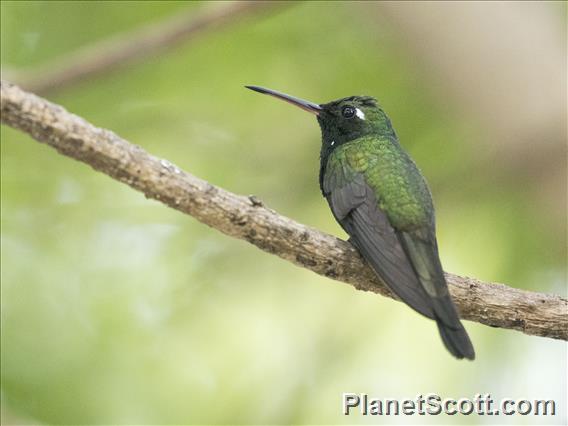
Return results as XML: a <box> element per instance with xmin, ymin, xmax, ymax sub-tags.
<box><xmin>324</xmin><ymin>172</ymin><xmax>475</xmax><ymax>359</ymax></box>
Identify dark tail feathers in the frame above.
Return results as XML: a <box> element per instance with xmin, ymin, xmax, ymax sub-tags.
<box><xmin>436</xmin><ymin>319</ymin><xmax>475</xmax><ymax>360</ymax></box>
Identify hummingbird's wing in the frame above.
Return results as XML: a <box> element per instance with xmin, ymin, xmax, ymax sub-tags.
<box><xmin>326</xmin><ymin>174</ymin><xmax>435</xmax><ymax>319</ymax></box>
<box><xmin>396</xmin><ymin>227</ymin><xmax>475</xmax><ymax>359</ymax></box>
<box><xmin>324</xmin><ymin>172</ymin><xmax>475</xmax><ymax>359</ymax></box>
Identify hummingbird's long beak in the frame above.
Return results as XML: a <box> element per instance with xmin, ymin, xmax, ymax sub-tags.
<box><xmin>245</xmin><ymin>85</ymin><xmax>322</xmax><ymax>115</ymax></box>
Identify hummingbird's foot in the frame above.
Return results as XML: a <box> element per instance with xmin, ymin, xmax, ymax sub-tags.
<box><xmin>248</xmin><ymin>195</ymin><xmax>264</xmax><ymax>207</ymax></box>
<box><xmin>347</xmin><ymin>236</ymin><xmax>361</xmax><ymax>252</ymax></box>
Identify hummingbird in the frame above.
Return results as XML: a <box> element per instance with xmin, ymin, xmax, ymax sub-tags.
<box><xmin>246</xmin><ymin>85</ymin><xmax>475</xmax><ymax>360</ymax></box>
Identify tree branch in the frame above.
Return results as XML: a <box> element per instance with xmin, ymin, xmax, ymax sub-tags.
<box><xmin>1</xmin><ymin>80</ymin><xmax>566</xmax><ymax>341</ymax></box>
<box><xmin>5</xmin><ymin>1</ymin><xmax>289</xmax><ymax>95</ymax></box>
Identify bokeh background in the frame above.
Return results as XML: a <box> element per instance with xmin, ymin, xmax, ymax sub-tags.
<box><xmin>1</xmin><ymin>1</ymin><xmax>566</xmax><ymax>424</ymax></box>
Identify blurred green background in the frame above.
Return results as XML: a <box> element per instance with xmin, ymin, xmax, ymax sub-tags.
<box><xmin>1</xmin><ymin>1</ymin><xmax>566</xmax><ymax>424</ymax></box>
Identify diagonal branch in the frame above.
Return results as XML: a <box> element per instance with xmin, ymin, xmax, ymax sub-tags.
<box><xmin>5</xmin><ymin>1</ymin><xmax>289</xmax><ymax>95</ymax></box>
<box><xmin>1</xmin><ymin>80</ymin><xmax>566</xmax><ymax>341</ymax></box>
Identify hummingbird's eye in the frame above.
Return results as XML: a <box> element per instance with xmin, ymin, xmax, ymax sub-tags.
<box><xmin>342</xmin><ymin>106</ymin><xmax>356</xmax><ymax>119</ymax></box>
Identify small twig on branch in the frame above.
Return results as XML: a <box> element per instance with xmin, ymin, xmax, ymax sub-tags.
<box><xmin>5</xmin><ymin>1</ymin><xmax>289</xmax><ymax>95</ymax></box>
<box><xmin>1</xmin><ymin>80</ymin><xmax>567</xmax><ymax>340</ymax></box>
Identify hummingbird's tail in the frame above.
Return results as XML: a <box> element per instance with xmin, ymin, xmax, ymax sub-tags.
<box><xmin>435</xmin><ymin>317</ymin><xmax>475</xmax><ymax>360</ymax></box>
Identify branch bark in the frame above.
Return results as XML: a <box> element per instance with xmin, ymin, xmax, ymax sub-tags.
<box><xmin>5</xmin><ymin>1</ymin><xmax>288</xmax><ymax>95</ymax></box>
<box><xmin>1</xmin><ymin>80</ymin><xmax>566</xmax><ymax>341</ymax></box>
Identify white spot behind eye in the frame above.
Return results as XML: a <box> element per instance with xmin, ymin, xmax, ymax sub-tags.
<box><xmin>355</xmin><ymin>108</ymin><xmax>365</xmax><ymax>120</ymax></box>
<box><xmin>331</xmin><ymin>140</ymin><xmax>335</xmax><ymax>146</ymax></box>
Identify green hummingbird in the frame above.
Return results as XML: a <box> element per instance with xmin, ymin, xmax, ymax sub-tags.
<box><xmin>246</xmin><ymin>85</ymin><xmax>475</xmax><ymax>360</ymax></box>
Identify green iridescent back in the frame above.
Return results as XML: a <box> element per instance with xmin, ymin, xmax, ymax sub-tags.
<box><xmin>323</xmin><ymin>136</ymin><xmax>434</xmax><ymax>231</ymax></box>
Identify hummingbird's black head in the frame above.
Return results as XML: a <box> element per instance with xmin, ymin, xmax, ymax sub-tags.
<box><xmin>245</xmin><ymin>85</ymin><xmax>395</xmax><ymax>150</ymax></box>
<box><xmin>317</xmin><ymin>96</ymin><xmax>395</xmax><ymax>149</ymax></box>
